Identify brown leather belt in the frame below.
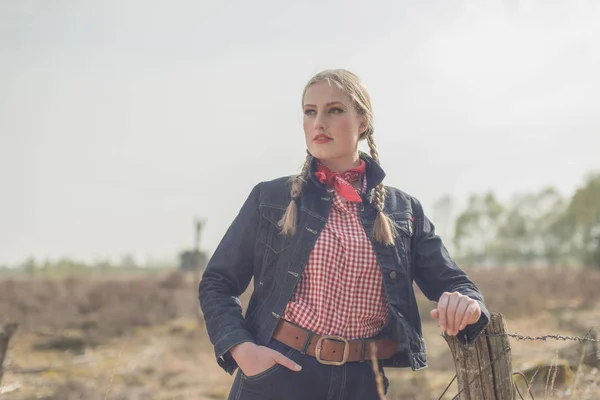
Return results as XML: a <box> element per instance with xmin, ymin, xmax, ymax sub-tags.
<box><xmin>272</xmin><ymin>319</ymin><xmax>398</xmax><ymax>366</ymax></box>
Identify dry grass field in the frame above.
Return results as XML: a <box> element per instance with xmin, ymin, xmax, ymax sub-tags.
<box><xmin>1</xmin><ymin>268</ymin><xmax>599</xmax><ymax>399</ymax></box>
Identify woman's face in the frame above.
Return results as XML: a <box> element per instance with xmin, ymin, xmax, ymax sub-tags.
<box><xmin>303</xmin><ymin>81</ymin><xmax>367</xmax><ymax>171</ymax></box>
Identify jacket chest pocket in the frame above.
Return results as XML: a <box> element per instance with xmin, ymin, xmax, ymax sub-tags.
<box><xmin>392</xmin><ymin>212</ymin><xmax>415</xmax><ymax>263</ymax></box>
<box><xmin>258</xmin><ymin>204</ymin><xmax>292</xmax><ymax>268</ymax></box>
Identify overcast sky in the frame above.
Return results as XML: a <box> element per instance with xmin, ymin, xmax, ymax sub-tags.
<box><xmin>1</xmin><ymin>0</ymin><xmax>599</xmax><ymax>266</ymax></box>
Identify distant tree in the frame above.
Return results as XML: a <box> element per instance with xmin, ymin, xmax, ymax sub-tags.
<box><xmin>22</xmin><ymin>257</ymin><xmax>38</xmax><ymax>274</ymax></box>
<box><xmin>54</xmin><ymin>258</ymin><xmax>86</xmax><ymax>274</ymax></box>
<box><xmin>454</xmin><ymin>192</ymin><xmax>503</xmax><ymax>266</ymax></box>
<box><xmin>120</xmin><ymin>253</ymin><xmax>137</xmax><ymax>268</ymax></box>
<box><xmin>551</xmin><ymin>173</ymin><xmax>600</xmax><ymax>268</ymax></box>
<box><xmin>534</xmin><ymin>187</ymin><xmax>569</xmax><ymax>267</ymax></box>
<box><xmin>92</xmin><ymin>259</ymin><xmax>113</xmax><ymax>270</ymax></box>
<box><xmin>494</xmin><ymin>187</ymin><xmax>566</xmax><ymax>267</ymax></box>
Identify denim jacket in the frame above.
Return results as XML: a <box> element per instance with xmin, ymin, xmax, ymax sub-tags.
<box><xmin>198</xmin><ymin>155</ymin><xmax>490</xmax><ymax>375</ymax></box>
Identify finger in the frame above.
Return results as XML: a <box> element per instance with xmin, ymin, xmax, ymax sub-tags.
<box><xmin>465</xmin><ymin>301</ymin><xmax>482</xmax><ymax>327</ymax></box>
<box><xmin>453</xmin><ymin>298</ymin><xmax>470</xmax><ymax>335</ymax></box>
<box><xmin>458</xmin><ymin>302</ymin><xmax>475</xmax><ymax>331</ymax></box>
<box><xmin>272</xmin><ymin>351</ymin><xmax>302</xmax><ymax>372</ymax></box>
<box><xmin>445</xmin><ymin>293</ymin><xmax>460</xmax><ymax>333</ymax></box>
<box><xmin>430</xmin><ymin>309</ymin><xmax>439</xmax><ymax>320</ymax></box>
<box><xmin>437</xmin><ymin>293</ymin><xmax>450</xmax><ymax>332</ymax></box>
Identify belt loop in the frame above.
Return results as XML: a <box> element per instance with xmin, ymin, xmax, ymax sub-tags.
<box><xmin>360</xmin><ymin>340</ymin><xmax>367</xmax><ymax>362</ymax></box>
<box><xmin>301</xmin><ymin>331</ymin><xmax>314</xmax><ymax>354</ymax></box>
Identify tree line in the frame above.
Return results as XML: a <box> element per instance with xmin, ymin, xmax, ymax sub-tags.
<box><xmin>433</xmin><ymin>172</ymin><xmax>600</xmax><ymax>268</ymax></box>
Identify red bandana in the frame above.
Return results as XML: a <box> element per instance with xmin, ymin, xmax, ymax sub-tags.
<box><xmin>315</xmin><ymin>160</ymin><xmax>366</xmax><ymax>202</ymax></box>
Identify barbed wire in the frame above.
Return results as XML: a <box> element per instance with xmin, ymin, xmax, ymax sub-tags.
<box><xmin>485</xmin><ymin>331</ymin><xmax>599</xmax><ymax>343</ymax></box>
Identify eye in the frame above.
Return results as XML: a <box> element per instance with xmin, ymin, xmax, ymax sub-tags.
<box><xmin>304</xmin><ymin>109</ymin><xmax>316</xmax><ymax>116</ymax></box>
<box><xmin>329</xmin><ymin>107</ymin><xmax>345</xmax><ymax>114</ymax></box>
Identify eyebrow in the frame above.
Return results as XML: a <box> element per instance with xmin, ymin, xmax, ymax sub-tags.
<box><xmin>303</xmin><ymin>101</ymin><xmax>346</xmax><ymax>108</ymax></box>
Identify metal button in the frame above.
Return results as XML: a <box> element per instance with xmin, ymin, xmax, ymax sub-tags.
<box><xmin>390</xmin><ymin>271</ymin><xmax>397</xmax><ymax>280</ymax></box>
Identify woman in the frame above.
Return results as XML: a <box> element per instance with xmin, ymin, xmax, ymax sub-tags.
<box><xmin>199</xmin><ymin>69</ymin><xmax>490</xmax><ymax>399</ymax></box>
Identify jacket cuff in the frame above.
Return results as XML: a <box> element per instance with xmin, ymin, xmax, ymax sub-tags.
<box><xmin>214</xmin><ymin>329</ymin><xmax>256</xmax><ymax>375</ymax></box>
<box><xmin>457</xmin><ymin>300</ymin><xmax>490</xmax><ymax>345</ymax></box>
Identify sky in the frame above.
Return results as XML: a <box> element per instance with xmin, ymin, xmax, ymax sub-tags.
<box><xmin>1</xmin><ymin>0</ymin><xmax>599</xmax><ymax>266</ymax></box>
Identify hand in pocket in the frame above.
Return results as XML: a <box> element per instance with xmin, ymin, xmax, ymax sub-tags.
<box><xmin>230</xmin><ymin>342</ymin><xmax>302</xmax><ymax>377</ymax></box>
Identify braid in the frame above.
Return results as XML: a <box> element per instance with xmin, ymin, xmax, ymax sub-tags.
<box><xmin>280</xmin><ymin>151</ymin><xmax>312</xmax><ymax>236</ymax></box>
<box><xmin>365</xmin><ymin>131</ymin><xmax>380</xmax><ymax>164</ymax></box>
<box><xmin>366</xmin><ymin>133</ymin><xmax>398</xmax><ymax>245</ymax></box>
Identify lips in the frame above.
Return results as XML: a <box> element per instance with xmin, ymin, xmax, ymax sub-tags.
<box><xmin>313</xmin><ymin>133</ymin><xmax>333</xmax><ymax>144</ymax></box>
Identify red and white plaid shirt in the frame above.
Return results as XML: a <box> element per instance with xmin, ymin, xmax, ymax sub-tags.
<box><xmin>283</xmin><ymin>176</ymin><xmax>389</xmax><ymax>340</ymax></box>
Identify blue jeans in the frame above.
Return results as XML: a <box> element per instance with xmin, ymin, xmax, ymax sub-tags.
<box><xmin>227</xmin><ymin>338</ymin><xmax>389</xmax><ymax>400</ymax></box>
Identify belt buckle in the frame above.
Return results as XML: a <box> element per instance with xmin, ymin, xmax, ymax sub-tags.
<box><xmin>315</xmin><ymin>335</ymin><xmax>350</xmax><ymax>366</ymax></box>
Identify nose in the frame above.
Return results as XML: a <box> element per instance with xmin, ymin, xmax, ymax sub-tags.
<box><xmin>313</xmin><ymin>112</ymin><xmax>326</xmax><ymax>132</ymax></box>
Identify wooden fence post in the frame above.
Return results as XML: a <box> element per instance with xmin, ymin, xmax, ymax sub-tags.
<box><xmin>0</xmin><ymin>323</ymin><xmax>18</xmax><ymax>385</ymax></box>
<box><xmin>444</xmin><ymin>313</ymin><xmax>514</xmax><ymax>399</ymax></box>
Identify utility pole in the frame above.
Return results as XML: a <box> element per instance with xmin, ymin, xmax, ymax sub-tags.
<box><xmin>194</xmin><ymin>218</ymin><xmax>207</xmax><ymax>326</ymax></box>
<box><xmin>194</xmin><ymin>218</ymin><xmax>206</xmax><ymax>265</ymax></box>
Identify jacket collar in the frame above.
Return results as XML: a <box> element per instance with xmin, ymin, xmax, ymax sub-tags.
<box><xmin>307</xmin><ymin>152</ymin><xmax>386</xmax><ymax>201</ymax></box>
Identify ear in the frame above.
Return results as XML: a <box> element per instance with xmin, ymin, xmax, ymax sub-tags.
<box><xmin>358</xmin><ymin>116</ymin><xmax>369</xmax><ymax>137</ymax></box>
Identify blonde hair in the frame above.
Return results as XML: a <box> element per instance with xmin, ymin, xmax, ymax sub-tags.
<box><xmin>280</xmin><ymin>69</ymin><xmax>398</xmax><ymax>245</ymax></box>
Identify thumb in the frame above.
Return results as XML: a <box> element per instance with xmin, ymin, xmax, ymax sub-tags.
<box><xmin>430</xmin><ymin>309</ymin><xmax>439</xmax><ymax>319</ymax></box>
<box><xmin>272</xmin><ymin>351</ymin><xmax>302</xmax><ymax>372</ymax></box>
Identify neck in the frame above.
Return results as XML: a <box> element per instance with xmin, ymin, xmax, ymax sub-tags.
<box><xmin>319</xmin><ymin>154</ymin><xmax>361</xmax><ymax>173</ymax></box>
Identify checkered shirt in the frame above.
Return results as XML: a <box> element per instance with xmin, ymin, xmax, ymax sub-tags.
<box><xmin>283</xmin><ymin>176</ymin><xmax>389</xmax><ymax>340</ymax></box>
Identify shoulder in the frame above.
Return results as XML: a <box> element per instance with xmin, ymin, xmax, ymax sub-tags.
<box><xmin>251</xmin><ymin>175</ymin><xmax>294</xmax><ymax>206</ymax></box>
<box><xmin>258</xmin><ymin>175</ymin><xmax>293</xmax><ymax>191</ymax></box>
<box><xmin>382</xmin><ymin>185</ymin><xmax>423</xmax><ymax>216</ymax></box>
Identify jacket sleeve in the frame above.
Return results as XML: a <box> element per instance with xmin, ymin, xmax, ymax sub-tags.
<box><xmin>411</xmin><ymin>198</ymin><xmax>490</xmax><ymax>345</ymax></box>
<box><xmin>198</xmin><ymin>183</ymin><xmax>261</xmax><ymax>374</ymax></box>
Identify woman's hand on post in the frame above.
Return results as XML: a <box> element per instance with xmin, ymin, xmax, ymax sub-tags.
<box><xmin>430</xmin><ymin>291</ymin><xmax>481</xmax><ymax>336</ymax></box>
<box><xmin>230</xmin><ymin>341</ymin><xmax>302</xmax><ymax>377</ymax></box>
